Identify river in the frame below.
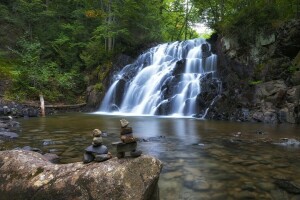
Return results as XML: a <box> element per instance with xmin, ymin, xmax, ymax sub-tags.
<box><xmin>3</xmin><ymin>113</ymin><xmax>300</xmax><ymax>199</ymax></box>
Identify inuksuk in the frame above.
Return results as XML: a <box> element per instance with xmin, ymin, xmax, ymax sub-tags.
<box><xmin>83</xmin><ymin>129</ymin><xmax>112</xmax><ymax>163</ymax></box>
<box><xmin>112</xmin><ymin>119</ymin><xmax>142</xmax><ymax>158</ymax></box>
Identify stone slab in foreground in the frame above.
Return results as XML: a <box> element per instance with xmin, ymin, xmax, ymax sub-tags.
<box><xmin>0</xmin><ymin>150</ymin><xmax>162</xmax><ymax>200</ymax></box>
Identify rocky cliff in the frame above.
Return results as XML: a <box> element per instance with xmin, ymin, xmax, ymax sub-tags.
<box><xmin>206</xmin><ymin>19</ymin><xmax>300</xmax><ymax>124</ymax></box>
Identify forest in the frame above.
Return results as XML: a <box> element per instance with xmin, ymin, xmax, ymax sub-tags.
<box><xmin>0</xmin><ymin>0</ymin><xmax>299</xmax><ymax>103</ymax></box>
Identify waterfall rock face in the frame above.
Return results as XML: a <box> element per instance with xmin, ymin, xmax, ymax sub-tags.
<box><xmin>0</xmin><ymin>150</ymin><xmax>162</xmax><ymax>200</ymax></box>
<box><xmin>100</xmin><ymin>38</ymin><xmax>219</xmax><ymax>117</ymax></box>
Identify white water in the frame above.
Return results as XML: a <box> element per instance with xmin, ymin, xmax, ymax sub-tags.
<box><xmin>99</xmin><ymin>38</ymin><xmax>218</xmax><ymax>117</ymax></box>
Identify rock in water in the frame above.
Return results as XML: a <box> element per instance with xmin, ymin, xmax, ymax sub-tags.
<box><xmin>0</xmin><ymin>150</ymin><xmax>162</xmax><ymax>200</ymax></box>
<box><xmin>85</xmin><ymin>145</ymin><xmax>108</xmax><ymax>154</ymax></box>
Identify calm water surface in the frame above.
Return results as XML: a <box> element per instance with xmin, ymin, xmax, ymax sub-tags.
<box><xmin>3</xmin><ymin>113</ymin><xmax>300</xmax><ymax>199</ymax></box>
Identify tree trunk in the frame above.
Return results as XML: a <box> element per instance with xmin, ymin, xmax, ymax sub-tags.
<box><xmin>39</xmin><ymin>94</ymin><xmax>45</xmax><ymax>117</ymax></box>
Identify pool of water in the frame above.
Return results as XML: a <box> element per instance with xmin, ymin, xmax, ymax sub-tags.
<box><xmin>2</xmin><ymin>113</ymin><xmax>300</xmax><ymax>199</ymax></box>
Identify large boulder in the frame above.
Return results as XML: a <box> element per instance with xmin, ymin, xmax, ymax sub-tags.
<box><xmin>0</xmin><ymin>150</ymin><xmax>162</xmax><ymax>200</ymax></box>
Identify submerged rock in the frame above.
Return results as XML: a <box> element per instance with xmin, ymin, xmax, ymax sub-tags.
<box><xmin>0</xmin><ymin>150</ymin><xmax>162</xmax><ymax>200</ymax></box>
<box><xmin>0</xmin><ymin>131</ymin><xmax>19</xmax><ymax>139</ymax></box>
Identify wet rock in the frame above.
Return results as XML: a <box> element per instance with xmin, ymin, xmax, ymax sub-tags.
<box><xmin>130</xmin><ymin>150</ymin><xmax>142</xmax><ymax>157</ymax></box>
<box><xmin>193</xmin><ymin>181</ymin><xmax>211</xmax><ymax>191</ymax></box>
<box><xmin>233</xmin><ymin>191</ymin><xmax>257</xmax><ymax>199</ymax></box>
<box><xmin>137</xmin><ymin>136</ymin><xmax>166</xmax><ymax>142</ymax></box>
<box><xmin>18</xmin><ymin>146</ymin><xmax>42</xmax><ymax>153</ymax></box>
<box><xmin>271</xmin><ymin>189</ymin><xmax>289</xmax><ymax>200</ymax></box>
<box><xmin>274</xmin><ymin>138</ymin><xmax>300</xmax><ymax>147</ymax></box>
<box><xmin>0</xmin><ymin>131</ymin><xmax>19</xmax><ymax>139</ymax></box>
<box><xmin>0</xmin><ymin>150</ymin><xmax>162</xmax><ymax>200</ymax></box>
<box><xmin>164</xmin><ymin>171</ymin><xmax>182</xmax><ymax>179</ymax></box>
<box><xmin>85</xmin><ymin>145</ymin><xmax>108</xmax><ymax>155</ymax></box>
<box><xmin>274</xmin><ymin>179</ymin><xmax>300</xmax><ymax>194</ymax></box>
<box><xmin>42</xmin><ymin>139</ymin><xmax>56</xmax><ymax>146</ymax></box>
<box><xmin>0</xmin><ymin>121</ymin><xmax>8</xmax><ymax>128</ymax></box>
<box><xmin>257</xmin><ymin>182</ymin><xmax>275</xmax><ymax>191</ymax></box>
<box><xmin>94</xmin><ymin>154</ymin><xmax>112</xmax><ymax>162</ymax></box>
<box><xmin>43</xmin><ymin>153</ymin><xmax>59</xmax><ymax>163</ymax></box>
<box><xmin>241</xmin><ymin>182</ymin><xmax>256</xmax><ymax>191</ymax></box>
<box><xmin>83</xmin><ymin>152</ymin><xmax>94</xmax><ymax>163</ymax></box>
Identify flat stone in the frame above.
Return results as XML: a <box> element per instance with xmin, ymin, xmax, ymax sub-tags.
<box><xmin>164</xmin><ymin>171</ymin><xmax>182</xmax><ymax>179</ymax></box>
<box><xmin>43</xmin><ymin>153</ymin><xmax>59</xmax><ymax>163</ymax></box>
<box><xmin>257</xmin><ymin>182</ymin><xmax>275</xmax><ymax>191</ymax></box>
<box><xmin>121</xmin><ymin>127</ymin><xmax>133</xmax><ymax>135</ymax></box>
<box><xmin>271</xmin><ymin>189</ymin><xmax>289</xmax><ymax>200</ymax></box>
<box><xmin>234</xmin><ymin>191</ymin><xmax>257</xmax><ymax>199</ymax></box>
<box><xmin>241</xmin><ymin>160</ymin><xmax>258</xmax><ymax>166</ymax></box>
<box><xmin>0</xmin><ymin>131</ymin><xmax>19</xmax><ymax>139</ymax></box>
<box><xmin>0</xmin><ymin>122</ymin><xmax>8</xmax><ymax>128</ymax></box>
<box><xmin>112</xmin><ymin>141</ymin><xmax>137</xmax><ymax>153</ymax></box>
<box><xmin>85</xmin><ymin>145</ymin><xmax>108</xmax><ymax>155</ymax></box>
<box><xmin>130</xmin><ymin>150</ymin><xmax>142</xmax><ymax>157</ymax></box>
<box><xmin>193</xmin><ymin>181</ymin><xmax>211</xmax><ymax>191</ymax></box>
<box><xmin>94</xmin><ymin>154</ymin><xmax>111</xmax><ymax>162</ymax></box>
<box><xmin>120</xmin><ymin>134</ymin><xmax>137</xmax><ymax>143</ymax></box>
<box><xmin>274</xmin><ymin>180</ymin><xmax>300</xmax><ymax>194</ymax></box>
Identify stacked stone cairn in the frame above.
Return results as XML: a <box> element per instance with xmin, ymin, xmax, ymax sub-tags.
<box><xmin>83</xmin><ymin>129</ymin><xmax>112</xmax><ymax>163</ymax></box>
<box><xmin>112</xmin><ymin>119</ymin><xmax>142</xmax><ymax>158</ymax></box>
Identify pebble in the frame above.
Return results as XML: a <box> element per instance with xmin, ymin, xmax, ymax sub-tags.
<box><xmin>184</xmin><ymin>167</ymin><xmax>202</xmax><ymax>176</ymax></box>
<box><xmin>257</xmin><ymin>182</ymin><xmax>275</xmax><ymax>191</ymax></box>
<box><xmin>193</xmin><ymin>181</ymin><xmax>211</xmax><ymax>191</ymax></box>
<box><xmin>233</xmin><ymin>191</ymin><xmax>257</xmax><ymax>199</ymax></box>
<box><xmin>163</xmin><ymin>171</ymin><xmax>183</xmax><ymax>179</ymax></box>
<box><xmin>241</xmin><ymin>182</ymin><xmax>256</xmax><ymax>191</ymax></box>
<box><xmin>270</xmin><ymin>189</ymin><xmax>289</xmax><ymax>200</ymax></box>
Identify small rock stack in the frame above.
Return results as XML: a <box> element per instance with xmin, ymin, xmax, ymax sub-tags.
<box><xmin>83</xmin><ymin>129</ymin><xmax>112</xmax><ymax>163</ymax></box>
<box><xmin>112</xmin><ymin>119</ymin><xmax>142</xmax><ymax>158</ymax></box>
<box><xmin>120</xmin><ymin>119</ymin><xmax>137</xmax><ymax>143</ymax></box>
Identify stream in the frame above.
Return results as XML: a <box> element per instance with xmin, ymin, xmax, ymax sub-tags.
<box><xmin>2</xmin><ymin>113</ymin><xmax>300</xmax><ymax>199</ymax></box>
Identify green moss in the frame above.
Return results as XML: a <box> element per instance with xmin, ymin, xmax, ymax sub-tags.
<box><xmin>0</xmin><ymin>58</ymin><xmax>14</xmax><ymax>79</ymax></box>
<box><xmin>288</xmin><ymin>64</ymin><xmax>299</xmax><ymax>74</ymax></box>
<box><xmin>249</xmin><ymin>80</ymin><xmax>263</xmax><ymax>85</ymax></box>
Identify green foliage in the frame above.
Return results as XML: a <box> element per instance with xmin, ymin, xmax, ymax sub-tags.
<box><xmin>8</xmin><ymin>38</ymin><xmax>84</xmax><ymax>102</ymax></box>
<box><xmin>0</xmin><ymin>58</ymin><xmax>13</xmax><ymax>79</ymax></box>
<box><xmin>198</xmin><ymin>31</ymin><xmax>215</xmax><ymax>39</ymax></box>
<box><xmin>193</xmin><ymin>0</ymin><xmax>299</xmax><ymax>40</ymax></box>
<box><xmin>1</xmin><ymin>0</ymin><xmax>206</xmax><ymax>103</ymax></box>
<box><xmin>218</xmin><ymin>2</ymin><xmax>279</xmax><ymax>44</ymax></box>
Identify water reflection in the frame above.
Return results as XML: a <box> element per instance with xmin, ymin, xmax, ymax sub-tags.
<box><xmin>2</xmin><ymin>113</ymin><xmax>300</xmax><ymax>199</ymax></box>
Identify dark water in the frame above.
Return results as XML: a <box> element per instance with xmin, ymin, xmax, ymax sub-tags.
<box><xmin>3</xmin><ymin>113</ymin><xmax>300</xmax><ymax>199</ymax></box>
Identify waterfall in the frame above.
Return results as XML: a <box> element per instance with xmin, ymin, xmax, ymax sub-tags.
<box><xmin>99</xmin><ymin>38</ymin><xmax>221</xmax><ymax>118</ymax></box>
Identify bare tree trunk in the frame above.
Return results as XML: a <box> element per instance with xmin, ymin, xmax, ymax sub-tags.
<box><xmin>184</xmin><ymin>0</ymin><xmax>188</xmax><ymax>40</ymax></box>
<box><xmin>107</xmin><ymin>0</ymin><xmax>113</xmax><ymax>51</ymax></box>
<box><xmin>39</xmin><ymin>94</ymin><xmax>45</xmax><ymax>117</ymax></box>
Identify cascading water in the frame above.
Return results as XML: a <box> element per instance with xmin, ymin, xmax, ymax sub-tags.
<box><xmin>99</xmin><ymin>38</ymin><xmax>221</xmax><ymax>118</ymax></box>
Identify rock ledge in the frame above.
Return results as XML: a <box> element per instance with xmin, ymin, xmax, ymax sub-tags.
<box><xmin>0</xmin><ymin>150</ymin><xmax>162</xmax><ymax>200</ymax></box>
